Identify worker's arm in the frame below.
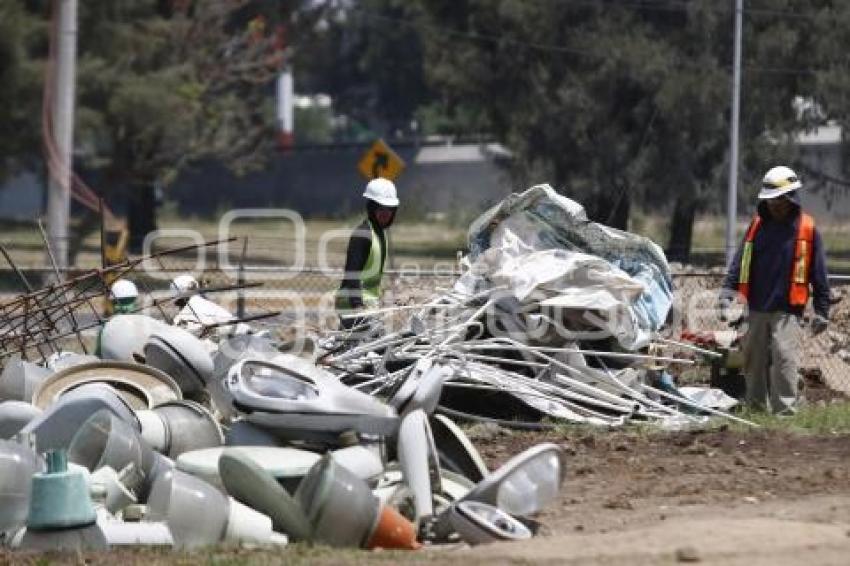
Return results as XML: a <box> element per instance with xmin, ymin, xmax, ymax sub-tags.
<box><xmin>721</xmin><ymin>241</ymin><xmax>744</xmax><ymax>292</ymax></box>
<box><xmin>716</xmin><ymin>241</ymin><xmax>745</xmax><ymax>323</ymax></box>
<box><xmin>810</xmin><ymin>229</ymin><xmax>830</xmax><ymax>318</ymax></box>
<box><xmin>340</xmin><ymin>221</ymin><xmax>372</xmax><ymax>309</ymax></box>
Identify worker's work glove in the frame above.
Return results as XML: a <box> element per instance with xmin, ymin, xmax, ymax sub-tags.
<box><xmin>811</xmin><ymin>314</ymin><xmax>829</xmax><ymax>336</ymax></box>
<box><xmin>717</xmin><ymin>297</ymin><xmax>743</xmax><ymax>326</ymax></box>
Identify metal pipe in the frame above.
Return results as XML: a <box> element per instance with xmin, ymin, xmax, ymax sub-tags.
<box><xmin>725</xmin><ymin>0</ymin><xmax>744</xmax><ymax>266</ymax></box>
<box><xmin>454</xmin><ymin>341</ymin><xmax>696</xmax><ymax>365</ymax></box>
<box><xmin>328</xmin><ymin>331</ymin><xmax>418</xmax><ymax>363</ymax></box>
<box><xmin>0</xmin><ymin>245</ymin><xmax>34</xmax><ymax>292</ymax></box>
<box><xmin>338</xmin><ymin>302</ymin><xmax>458</xmax><ymax>319</ymax></box>
<box><xmin>640</xmin><ymin>383</ymin><xmax>757</xmax><ymax>428</ymax></box>
<box><xmin>404</xmin><ymin>350</ymin><xmax>549</xmax><ymax>369</ymax></box>
<box><xmin>454</xmin><ymin>355</ymin><xmax>642</xmax><ymax>414</ymax></box>
<box><xmin>442</xmin><ymin>381</ymin><xmax>636</xmax><ymax>416</ymax></box>
<box><xmin>446</xmin><ymin>364</ymin><xmax>637</xmax><ymax>426</ymax></box>
<box><xmin>38</xmin><ymin>218</ymin><xmax>88</xmax><ymax>353</ymax></box>
<box><xmin>0</xmin><ymin>244</ymin><xmax>60</xmax><ymax>358</ymax></box>
<box><xmin>653</xmin><ymin>337</ymin><xmax>723</xmax><ymax>359</ymax></box>
<box><xmin>437</xmin><ymin>299</ymin><xmax>493</xmax><ymax>347</ymax></box>
<box><xmin>591</xmin><ymin>355</ymin><xmax>690</xmax><ymax>420</ymax></box>
<box><xmin>200</xmin><ymin>311</ymin><xmax>281</xmax><ymax>332</ymax></box>
<box><xmin>492</xmin><ymin>337</ymin><xmax>695</xmax><ymax>420</ymax></box>
<box><xmin>497</xmin><ymin>337</ymin><xmax>662</xmax><ymax>399</ymax></box>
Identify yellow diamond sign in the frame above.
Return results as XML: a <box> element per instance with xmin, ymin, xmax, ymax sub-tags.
<box><xmin>357</xmin><ymin>139</ymin><xmax>405</xmax><ymax>181</ymax></box>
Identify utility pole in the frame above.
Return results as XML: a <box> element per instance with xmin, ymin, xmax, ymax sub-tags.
<box><xmin>726</xmin><ymin>0</ymin><xmax>743</xmax><ymax>267</ymax></box>
<box><xmin>46</xmin><ymin>0</ymin><xmax>78</xmax><ymax>269</ymax></box>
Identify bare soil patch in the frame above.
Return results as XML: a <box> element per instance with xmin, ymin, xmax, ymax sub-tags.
<box><xmin>7</xmin><ymin>427</ymin><xmax>850</xmax><ymax>565</ymax></box>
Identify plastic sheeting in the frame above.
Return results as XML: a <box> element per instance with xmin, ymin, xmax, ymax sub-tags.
<box><xmin>677</xmin><ymin>386</ymin><xmax>739</xmax><ymax>411</ymax></box>
<box><xmin>461</xmin><ymin>184</ymin><xmax>673</xmax><ymax>350</ymax></box>
<box><xmin>173</xmin><ymin>296</ymin><xmax>251</xmax><ymax>337</ymax></box>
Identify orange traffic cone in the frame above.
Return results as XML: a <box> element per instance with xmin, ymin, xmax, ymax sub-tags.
<box><xmin>365</xmin><ymin>505</ymin><xmax>421</xmax><ymax>550</ymax></box>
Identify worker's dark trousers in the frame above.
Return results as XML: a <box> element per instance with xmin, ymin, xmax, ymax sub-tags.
<box><xmin>742</xmin><ymin>311</ymin><xmax>802</xmax><ymax>414</ymax></box>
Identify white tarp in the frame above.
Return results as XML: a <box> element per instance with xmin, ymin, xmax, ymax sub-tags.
<box><xmin>460</xmin><ymin>184</ymin><xmax>674</xmax><ymax>350</ymax></box>
<box><xmin>173</xmin><ymin>296</ymin><xmax>250</xmax><ymax>338</ymax></box>
<box><xmin>677</xmin><ymin>386</ymin><xmax>739</xmax><ymax>411</ymax></box>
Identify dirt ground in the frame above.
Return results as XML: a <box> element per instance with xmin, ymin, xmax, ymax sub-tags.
<box><xmin>5</xmin><ymin>426</ymin><xmax>850</xmax><ymax>565</ymax></box>
<box><xmin>3</xmin><ymin>286</ymin><xmax>849</xmax><ymax>564</ymax></box>
<box><xmin>465</xmin><ymin>426</ymin><xmax>850</xmax><ymax>565</ymax></box>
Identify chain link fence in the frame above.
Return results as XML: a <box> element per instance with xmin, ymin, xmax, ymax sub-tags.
<box><xmin>137</xmin><ymin>252</ymin><xmax>850</xmax><ymax>395</ymax></box>
<box><xmin>669</xmin><ymin>272</ymin><xmax>850</xmax><ymax>396</ymax></box>
<box><xmin>2</xmin><ymin>247</ymin><xmax>848</xmax><ymax>395</ymax></box>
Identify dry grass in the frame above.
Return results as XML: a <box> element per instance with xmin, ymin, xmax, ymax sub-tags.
<box><xmin>3</xmin><ymin>211</ymin><xmax>849</xmax><ymax>271</ymax></box>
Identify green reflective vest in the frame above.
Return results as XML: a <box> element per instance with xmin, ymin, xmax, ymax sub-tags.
<box><xmin>336</xmin><ymin>222</ymin><xmax>387</xmax><ymax>311</ymax></box>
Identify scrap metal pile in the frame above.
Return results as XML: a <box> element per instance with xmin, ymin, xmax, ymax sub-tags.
<box><xmin>0</xmin><ymin>185</ymin><xmax>749</xmax><ymax>554</ymax></box>
<box><xmin>322</xmin><ymin>185</ymin><xmax>749</xmax><ymax>429</ymax></box>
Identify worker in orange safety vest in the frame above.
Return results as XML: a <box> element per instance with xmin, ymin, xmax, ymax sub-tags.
<box><xmin>720</xmin><ymin>165</ymin><xmax>830</xmax><ymax>414</ymax></box>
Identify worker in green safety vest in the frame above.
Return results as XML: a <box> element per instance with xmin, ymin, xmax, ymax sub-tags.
<box><xmin>336</xmin><ymin>178</ymin><xmax>399</xmax><ymax>328</ymax></box>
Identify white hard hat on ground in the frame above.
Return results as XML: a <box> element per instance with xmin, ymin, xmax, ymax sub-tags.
<box><xmin>171</xmin><ymin>274</ymin><xmax>200</xmax><ymax>293</ymax></box>
<box><xmin>363</xmin><ymin>178</ymin><xmax>399</xmax><ymax>207</ymax></box>
<box><xmin>110</xmin><ymin>279</ymin><xmax>139</xmax><ymax>300</ymax></box>
<box><xmin>759</xmin><ymin>165</ymin><xmax>802</xmax><ymax>200</ymax></box>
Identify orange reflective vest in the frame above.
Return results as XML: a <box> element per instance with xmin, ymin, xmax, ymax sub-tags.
<box><xmin>738</xmin><ymin>212</ymin><xmax>815</xmax><ymax>307</ymax></box>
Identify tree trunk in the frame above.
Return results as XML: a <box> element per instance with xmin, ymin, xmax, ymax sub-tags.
<box><xmin>588</xmin><ymin>189</ymin><xmax>630</xmax><ymax>230</ymax></box>
<box><xmin>128</xmin><ymin>183</ymin><xmax>157</xmax><ymax>254</ymax></box>
<box><xmin>666</xmin><ymin>194</ymin><xmax>697</xmax><ymax>263</ymax></box>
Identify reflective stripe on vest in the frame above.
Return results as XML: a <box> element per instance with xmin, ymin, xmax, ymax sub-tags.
<box><xmin>359</xmin><ymin>222</ymin><xmax>386</xmax><ymax>307</ymax></box>
<box><xmin>737</xmin><ymin>212</ymin><xmax>815</xmax><ymax>307</ymax></box>
<box><xmin>737</xmin><ymin>216</ymin><xmax>762</xmax><ymax>300</ymax></box>
<box><xmin>789</xmin><ymin>213</ymin><xmax>815</xmax><ymax>306</ymax></box>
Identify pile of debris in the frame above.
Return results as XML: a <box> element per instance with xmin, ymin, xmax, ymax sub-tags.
<box><xmin>0</xmin><ymin>185</ymin><xmax>751</xmax><ymax>554</ymax></box>
<box><xmin>0</xmin><ymin>311</ymin><xmax>564</xmax><ymax>551</ymax></box>
<box><xmin>322</xmin><ymin>185</ymin><xmax>749</xmax><ymax>429</ymax></box>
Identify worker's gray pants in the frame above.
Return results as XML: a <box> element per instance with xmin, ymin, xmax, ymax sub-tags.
<box><xmin>742</xmin><ymin>311</ymin><xmax>803</xmax><ymax>414</ymax></box>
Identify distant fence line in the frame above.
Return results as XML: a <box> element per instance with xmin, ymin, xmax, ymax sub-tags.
<box><xmin>1</xmin><ymin>266</ymin><xmax>849</xmax><ymax>281</ymax></box>
<box><xmin>1</xmin><ymin>266</ymin><xmax>847</xmax><ymax>393</ymax></box>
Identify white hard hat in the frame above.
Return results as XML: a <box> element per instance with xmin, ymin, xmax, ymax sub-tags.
<box><xmin>170</xmin><ymin>274</ymin><xmax>199</xmax><ymax>293</ymax></box>
<box><xmin>363</xmin><ymin>177</ymin><xmax>399</xmax><ymax>207</ymax></box>
<box><xmin>110</xmin><ymin>279</ymin><xmax>138</xmax><ymax>300</ymax></box>
<box><xmin>759</xmin><ymin>165</ymin><xmax>802</xmax><ymax>200</ymax></box>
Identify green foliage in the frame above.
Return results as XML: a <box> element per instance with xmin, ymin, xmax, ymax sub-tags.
<box><xmin>1</xmin><ymin>0</ymin><xmax>316</xmax><ymax>197</ymax></box>
<box><xmin>412</xmin><ymin>1</ymin><xmax>730</xmax><ymax>207</ymax></box>
<box><xmin>292</xmin><ymin>0</ymin><xmax>431</xmax><ymax>139</ymax></box>
<box><xmin>0</xmin><ymin>2</ymin><xmax>45</xmax><ymax>178</ymax></box>
<box><xmin>4</xmin><ymin>0</ymin><xmax>850</xmax><ymax>259</ymax></box>
<box><xmin>403</xmin><ymin>0</ymin><xmax>850</xmax><ymax>252</ymax></box>
<box><xmin>295</xmin><ymin>105</ymin><xmax>334</xmax><ymax>144</ymax></box>
<box><xmin>71</xmin><ymin>1</ymin><xmax>283</xmax><ymax>190</ymax></box>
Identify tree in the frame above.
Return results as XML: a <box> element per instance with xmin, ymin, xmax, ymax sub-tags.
<box><xmin>2</xmin><ymin>0</ymin><xmax>330</xmax><ymax>251</ymax></box>
<box><xmin>408</xmin><ymin>0</ymin><xmax>850</xmax><ymax>261</ymax></box>
<box><xmin>290</xmin><ymin>0</ymin><xmax>431</xmax><ymax>140</ymax></box>
<box><xmin>73</xmin><ymin>2</ymin><xmax>279</xmax><ymax>220</ymax></box>
<box><xmin>0</xmin><ymin>2</ymin><xmax>44</xmax><ymax>179</ymax></box>
<box><xmin>410</xmin><ymin>1</ymin><xmax>733</xmax><ymax>252</ymax></box>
